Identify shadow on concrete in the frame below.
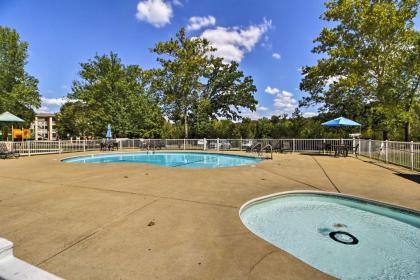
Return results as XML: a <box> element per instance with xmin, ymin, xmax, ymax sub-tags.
<box><xmin>395</xmin><ymin>173</ymin><xmax>420</xmax><ymax>184</ymax></box>
<box><xmin>300</xmin><ymin>153</ymin><xmax>334</xmax><ymax>157</ymax></box>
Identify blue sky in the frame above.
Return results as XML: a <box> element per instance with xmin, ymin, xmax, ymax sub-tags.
<box><xmin>1</xmin><ymin>0</ymin><xmax>418</xmax><ymax>118</ymax></box>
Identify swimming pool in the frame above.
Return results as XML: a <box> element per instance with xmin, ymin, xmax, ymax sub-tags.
<box><xmin>62</xmin><ymin>152</ymin><xmax>261</xmax><ymax>168</ymax></box>
<box><xmin>240</xmin><ymin>191</ymin><xmax>420</xmax><ymax>279</ymax></box>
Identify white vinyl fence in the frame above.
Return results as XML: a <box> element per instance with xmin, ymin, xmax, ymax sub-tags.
<box><xmin>1</xmin><ymin>138</ymin><xmax>419</xmax><ymax>171</ymax></box>
<box><xmin>358</xmin><ymin>139</ymin><xmax>420</xmax><ymax>171</ymax></box>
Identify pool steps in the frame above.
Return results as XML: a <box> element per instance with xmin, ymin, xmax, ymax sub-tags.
<box><xmin>0</xmin><ymin>238</ymin><xmax>62</xmax><ymax>280</ymax></box>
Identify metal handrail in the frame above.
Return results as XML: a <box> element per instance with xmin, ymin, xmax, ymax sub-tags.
<box><xmin>261</xmin><ymin>144</ymin><xmax>273</xmax><ymax>160</ymax></box>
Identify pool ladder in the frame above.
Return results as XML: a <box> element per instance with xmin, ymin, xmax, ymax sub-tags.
<box><xmin>146</xmin><ymin>145</ymin><xmax>156</xmax><ymax>154</ymax></box>
<box><xmin>260</xmin><ymin>144</ymin><xmax>273</xmax><ymax>160</ymax></box>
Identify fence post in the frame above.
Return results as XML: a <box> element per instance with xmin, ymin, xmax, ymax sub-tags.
<box><xmin>292</xmin><ymin>139</ymin><xmax>295</xmax><ymax>153</ymax></box>
<box><xmin>240</xmin><ymin>137</ymin><xmax>242</xmax><ymax>151</ymax></box>
<box><xmin>358</xmin><ymin>138</ymin><xmax>361</xmax><ymax>155</ymax></box>
<box><xmin>368</xmin><ymin>139</ymin><xmax>372</xmax><ymax>158</ymax></box>
<box><xmin>183</xmin><ymin>139</ymin><xmax>186</xmax><ymax>150</ymax></box>
<box><xmin>83</xmin><ymin>139</ymin><xmax>86</xmax><ymax>152</ymax></box>
<box><xmin>58</xmin><ymin>140</ymin><xmax>62</xmax><ymax>154</ymax></box>
<box><xmin>217</xmin><ymin>138</ymin><xmax>220</xmax><ymax>151</ymax></box>
<box><xmin>27</xmin><ymin>140</ymin><xmax>31</xmax><ymax>156</ymax></box>
<box><xmin>203</xmin><ymin>138</ymin><xmax>206</xmax><ymax>151</ymax></box>
<box><xmin>352</xmin><ymin>138</ymin><xmax>356</xmax><ymax>152</ymax></box>
<box><xmin>410</xmin><ymin>141</ymin><xmax>414</xmax><ymax>170</ymax></box>
<box><xmin>385</xmin><ymin>140</ymin><xmax>388</xmax><ymax>163</ymax></box>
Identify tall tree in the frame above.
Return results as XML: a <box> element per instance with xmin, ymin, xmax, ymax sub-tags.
<box><xmin>300</xmin><ymin>0</ymin><xmax>419</xmax><ymax>140</ymax></box>
<box><xmin>150</xmin><ymin>28</ymin><xmax>257</xmax><ymax>138</ymax></box>
<box><xmin>0</xmin><ymin>26</ymin><xmax>40</xmax><ymax>124</ymax></box>
<box><xmin>59</xmin><ymin>53</ymin><xmax>163</xmax><ymax>138</ymax></box>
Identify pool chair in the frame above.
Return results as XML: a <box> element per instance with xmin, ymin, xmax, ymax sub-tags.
<box><xmin>155</xmin><ymin>140</ymin><xmax>166</xmax><ymax>149</ymax></box>
<box><xmin>271</xmin><ymin>141</ymin><xmax>282</xmax><ymax>153</ymax></box>
<box><xmin>100</xmin><ymin>143</ymin><xmax>107</xmax><ymax>151</ymax></box>
<box><xmin>0</xmin><ymin>142</ymin><xmax>20</xmax><ymax>159</ymax></box>
<box><xmin>279</xmin><ymin>141</ymin><xmax>293</xmax><ymax>153</ymax></box>
<box><xmin>139</xmin><ymin>140</ymin><xmax>151</xmax><ymax>150</ymax></box>
<box><xmin>246</xmin><ymin>142</ymin><xmax>262</xmax><ymax>153</ymax></box>
<box><xmin>350</xmin><ymin>143</ymin><xmax>359</xmax><ymax>158</ymax></box>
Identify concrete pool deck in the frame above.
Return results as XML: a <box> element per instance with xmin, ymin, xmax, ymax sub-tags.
<box><xmin>0</xmin><ymin>151</ymin><xmax>419</xmax><ymax>279</ymax></box>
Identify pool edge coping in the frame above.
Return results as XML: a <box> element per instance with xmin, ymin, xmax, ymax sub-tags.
<box><xmin>238</xmin><ymin>190</ymin><xmax>420</xmax><ymax>217</ymax></box>
<box><xmin>59</xmin><ymin>151</ymin><xmax>266</xmax><ymax>168</ymax></box>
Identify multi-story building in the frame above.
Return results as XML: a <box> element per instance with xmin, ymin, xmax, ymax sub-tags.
<box><xmin>31</xmin><ymin>113</ymin><xmax>57</xmax><ymax>140</ymax></box>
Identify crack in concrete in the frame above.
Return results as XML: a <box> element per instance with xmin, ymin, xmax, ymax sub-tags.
<box><xmin>249</xmin><ymin>250</ymin><xmax>277</xmax><ymax>274</ymax></box>
<box><xmin>36</xmin><ymin>199</ymin><xmax>159</xmax><ymax>266</ymax></box>
<box><xmin>215</xmin><ymin>232</ymin><xmax>249</xmax><ymax>238</ymax></box>
<box><xmin>258</xmin><ymin>167</ymin><xmax>326</xmax><ymax>191</ymax></box>
<box><xmin>311</xmin><ymin>156</ymin><xmax>341</xmax><ymax>193</ymax></box>
<box><xmin>159</xmin><ymin>196</ymin><xmax>237</xmax><ymax>209</ymax></box>
<box><xmin>0</xmin><ymin>175</ymin><xmax>238</xmax><ymax>209</ymax></box>
<box><xmin>37</xmin><ymin>229</ymin><xmax>100</xmax><ymax>267</ymax></box>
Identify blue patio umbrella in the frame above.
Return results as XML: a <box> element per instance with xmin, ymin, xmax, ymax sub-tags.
<box><xmin>106</xmin><ymin>124</ymin><xmax>112</xmax><ymax>139</ymax></box>
<box><xmin>322</xmin><ymin>117</ymin><xmax>361</xmax><ymax>127</ymax></box>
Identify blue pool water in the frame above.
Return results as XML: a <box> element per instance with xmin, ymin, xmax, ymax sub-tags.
<box><xmin>240</xmin><ymin>192</ymin><xmax>420</xmax><ymax>279</ymax></box>
<box><xmin>62</xmin><ymin>152</ymin><xmax>261</xmax><ymax>168</ymax></box>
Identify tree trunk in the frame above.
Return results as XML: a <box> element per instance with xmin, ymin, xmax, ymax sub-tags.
<box><xmin>382</xmin><ymin>130</ymin><xmax>388</xmax><ymax>141</ymax></box>
<box><xmin>184</xmin><ymin>111</ymin><xmax>188</xmax><ymax>138</ymax></box>
<box><xmin>404</xmin><ymin>122</ymin><xmax>410</xmax><ymax>142</ymax></box>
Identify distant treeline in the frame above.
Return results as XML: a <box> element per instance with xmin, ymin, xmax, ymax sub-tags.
<box><xmin>158</xmin><ymin>112</ymin><xmax>420</xmax><ymax>141</ymax></box>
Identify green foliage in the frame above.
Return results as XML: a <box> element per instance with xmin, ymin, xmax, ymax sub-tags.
<box><xmin>300</xmin><ymin>0</ymin><xmax>420</xmax><ymax>140</ymax></box>
<box><xmin>150</xmin><ymin>28</ymin><xmax>257</xmax><ymax>138</ymax></box>
<box><xmin>0</xmin><ymin>26</ymin><xmax>40</xmax><ymax>125</ymax></box>
<box><xmin>157</xmin><ymin>114</ymin><xmax>366</xmax><ymax>140</ymax></box>
<box><xmin>57</xmin><ymin>53</ymin><xmax>163</xmax><ymax>138</ymax></box>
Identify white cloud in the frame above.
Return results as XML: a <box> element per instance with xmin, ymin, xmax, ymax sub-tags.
<box><xmin>41</xmin><ymin>97</ymin><xmax>67</xmax><ymax>106</ymax></box>
<box><xmin>264</xmin><ymin>86</ymin><xmax>280</xmax><ymax>95</ymax></box>
<box><xmin>256</xmin><ymin>105</ymin><xmax>268</xmax><ymax>111</ymax></box>
<box><xmin>272</xmin><ymin>53</ymin><xmax>281</xmax><ymax>60</ymax></box>
<box><xmin>303</xmin><ymin>112</ymin><xmax>318</xmax><ymax>118</ymax></box>
<box><xmin>187</xmin><ymin>16</ymin><xmax>216</xmax><ymax>31</ymax></box>
<box><xmin>261</xmin><ymin>35</ymin><xmax>272</xmax><ymax>49</ymax></box>
<box><xmin>136</xmin><ymin>0</ymin><xmax>173</xmax><ymax>28</ymax></box>
<box><xmin>326</xmin><ymin>75</ymin><xmax>344</xmax><ymax>86</ymax></box>
<box><xmin>200</xmin><ymin>18</ymin><xmax>272</xmax><ymax>63</ymax></box>
<box><xmin>172</xmin><ymin>0</ymin><xmax>182</xmax><ymax>6</ymax></box>
<box><xmin>239</xmin><ymin>108</ymin><xmax>263</xmax><ymax>120</ymax></box>
<box><xmin>273</xmin><ymin>90</ymin><xmax>298</xmax><ymax>115</ymax></box>
<box><xmin>39</xmin><ymin>97</ymin><xmax>76</xmax><ymax>113</ymax></box>
<box><xmin>35</xmin><ymin>106</ymin><xmax>53</xmax><ymax>114</ymax></box>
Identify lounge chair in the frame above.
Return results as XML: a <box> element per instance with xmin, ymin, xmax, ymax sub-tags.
<box><xmin>271</xmin><ymin>141</ymin><xmax>282</xmax><ymax>153</ymax></box>
<box><xmin>350</xmin><ymin>143</ymin><xmax>359</xmax><ymax>158</ymax></box>
<box><xmin>155</xmin><ymin>140</ymin><xmax>165</xmax><ymax>149</ymax></box>
<box><xmin>279</xmin><ymin>141</ymin><xmax>293</xmax><ymax>153</ymax></box>
<box><xmin>139</xmin><ymin>140</ymin><xmax>150</xmax><ymax>150</ymax></box>
<box><xmin>246</xmin><ymin>142</ymin><xmax>262</xmax><ymax>153</ymax></box>
<box><xmin>100</xmin><ymin>143</ymin><xmax>107</xmax><ymax>151</ymax></box>
<box><xmin>324</xmin><ymin>143</ymin><xmax>333</xmax><ymax>154</ymax></box>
